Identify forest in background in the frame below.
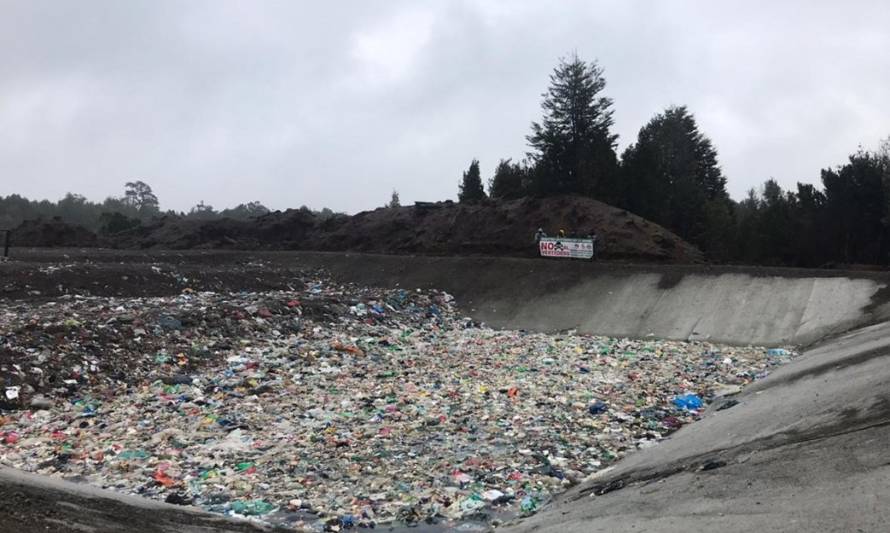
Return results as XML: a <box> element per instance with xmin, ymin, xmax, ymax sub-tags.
<box><xmin>3</xmin><ymin>54</ymin><xmax>888</xmax><ymax>268</ymax></box>
<box><xmin>456</xmin><ymin>54</ymin><xmax>890</xmax><ymax>267</ymax></box>
<box><xmin>0</xmin><ymin>181</ymin><xmax>338</xmax><ymax>237</ymax></box>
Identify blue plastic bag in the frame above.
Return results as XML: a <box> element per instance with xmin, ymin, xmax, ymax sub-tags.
<box><xmin>673</xmin><ymin>393</ymin><xmax>703</xmax><ymax>410</ymax></box>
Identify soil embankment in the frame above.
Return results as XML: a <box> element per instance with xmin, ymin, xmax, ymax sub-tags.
<box><xmin>12</xmin><ymin>196</ymin><xmax>704</xmax><ymax>263</ymax></box>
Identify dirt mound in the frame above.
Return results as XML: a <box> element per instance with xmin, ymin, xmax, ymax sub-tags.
<box><xmin>315</xmin><ymin>196</ymin><xmax>703</xmax><ymax>262</ymax></box>
<box><xmin>109</xmin><ymin>197</ymin><xmax>702</xmax><ymax>262</ymax></box>
<box><xmin>12</xmin><ymin>217</ymin><xmax>99</xmax><ymax>248</ymax></box>
<box><xmin>111</xmin><ymin>209</ymin><xmax>323</xmax><ymax>249</ymax></box>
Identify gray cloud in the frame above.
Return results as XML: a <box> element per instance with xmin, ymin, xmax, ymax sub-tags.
<box><xmin>1</xmin><ymin>0</ymin><xmax>889</xmax><ymax>213</ymax></box>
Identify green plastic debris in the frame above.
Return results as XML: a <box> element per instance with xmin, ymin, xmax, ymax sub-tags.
<box><xmin>230</xmin><ymin>499</ymin><xmax>276</xmax><ymax>516</ymax></box>
<box><xmin>520</xmin><ymin>495</ymin><xmax>538</xmax><ymax>515</ymax></box>
<box><xmin>117</xmin><ymin>449</ymin><xmax>149</xmax><ymax>460</ymax></box>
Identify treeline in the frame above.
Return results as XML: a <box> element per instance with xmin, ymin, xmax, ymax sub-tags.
<box><xmin>735</xmin><ymin>147</ymin><xmax>890</xmax><ymax>266</ymax></box>
<box><xmin>6</xmin><ymin>53</ymin><xmax>889</xmax><ymax>267</ymax></box>
<box><xmin>454</xmin><ymin>53</ymin><xmax>890</xmax><ymax>267</ymax></box>
<box><xmin>1</xmin><ymin>181</ymin><xmax>162</xmax><ymax>234</ymax></box>
<box><xmin>0</xmin><ymin>181</ymin><xmax>319</xmax><ymax>234</ymax></box>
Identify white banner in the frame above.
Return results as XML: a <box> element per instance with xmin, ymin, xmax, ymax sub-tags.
<box><xmin>539</xmin><ymin>237</ymin><xmax>594</xmax><ymax>259</ymax></box>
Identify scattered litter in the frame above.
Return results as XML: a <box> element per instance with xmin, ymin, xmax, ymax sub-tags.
<box><xmin>0</xmin><ymin>274</ymin><xmax>793</xmax><ymax>530</ymax></box>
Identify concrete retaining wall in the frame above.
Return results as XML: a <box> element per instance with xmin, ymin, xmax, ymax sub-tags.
<box><xmin>293</xmin><ymin>252</ymin><xmax>890</xmax><ymax>346</ymax></box>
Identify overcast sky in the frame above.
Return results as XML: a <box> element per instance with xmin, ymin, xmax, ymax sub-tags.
<box><xmin>2</xmin><ymin>0</ymin><xmax>889</xmax><ymax>213</ymax></box>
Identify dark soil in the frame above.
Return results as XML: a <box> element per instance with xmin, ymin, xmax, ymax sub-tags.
<box><xmin>11</xmin><ymin>217</ymin><xmax>100</xmax><ymax>248</ymax></box>
<box><xmin>299</xmin><ymin>196</ymin><xmax>703</xmax><ymax>263</ymax></box>
<box><xmin>11</xmin><ymin>196</ymin><xmax>704</xmax><ymax>263</ymax></box>
<box><xmin>0</xmin><ymin>252</ymin><xmax>312</xmax><ymax>299</ymax></box>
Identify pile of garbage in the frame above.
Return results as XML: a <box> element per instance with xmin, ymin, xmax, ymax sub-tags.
<box><xmin>0</xmin><ymin>276</ymin><xmax>793</xmax><ymax>530</ymax></box>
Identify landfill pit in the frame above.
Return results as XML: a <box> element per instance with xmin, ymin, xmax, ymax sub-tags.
<box><xmin>0</xmin><ymin>269</ymin><xmax>794</xmax><ymax>531</ymax></box>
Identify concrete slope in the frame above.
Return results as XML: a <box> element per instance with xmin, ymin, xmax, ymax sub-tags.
<box><xmin>7</xmin><ymin>250</ymin><xmax>890</xmax><ymax>346</ymax></box>
<box><xmin>507</xmin><ymin>321</ymin><xmax>890</xmax><ymax>533</ymax></box>
<box><xmin>290</xmin><ymin>252</ymin><xmax>890</xmax><ymax>346</ymax></box>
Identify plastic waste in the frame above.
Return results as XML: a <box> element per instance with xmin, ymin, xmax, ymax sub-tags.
<box><xmin>459</xmin><ymin>494</ymin><xmax>486</xmax><ymax>513</ymax></box>
<box><xmin>520</xmin><ymin>495</ymin><xmax>538</xmax><ymax>515</ymax></box>
<box><xmin>230</xmin><ymin>499</ymin><xmax>276</xmax><ymax>516</ymax></box>
<box><xmin>117</xmin><ymin>449</ymin><xmax>150</xmax><ymax>460</ymax></box>
<box><xmin>158</xmin><ymin>315</ymin><xmax>182</xmax><ymax>330</ymax></box>
<box><xmin>0</xmin><ymin>272</ymin><xmax>789</xmax><ymax>529</ymax></box>
<box><xmin>481</xmin><ymin>489</ymin><xmax>506</xmax><ymax>502</ymax></box>
<box><xmin>673</xmin><ymin>393</ymin><xmax>703</xmax><ymax>410</ymax></box>
<box><xmin>588</xmin><ymin>400</ymin><xmax>608</xmax><ymax>415</ymax></box>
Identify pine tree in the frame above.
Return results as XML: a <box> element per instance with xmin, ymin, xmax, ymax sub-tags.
<box><xmin>619</xmin><ymin>106</ymin><xmax>732</xmax><ymax>252</ymax></box>
<box><xmin>527</xmin><ymin>54</ymin><xmax>618</xmax><ymax>199</ymax></box>
<box><xmin>458</xmin><ymin>159</ymin><xmax>486</xmax><ymax>203</ymax></box>
<box><xmin>821</xmin><ymin>150</ymin><xmax>890</xmax><ymax>263</ymax></box>
<box><xmin>489</xmin><ymin>159</ymin><xmax>529</xmax><ymax>200</ymax></box>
